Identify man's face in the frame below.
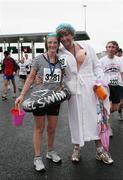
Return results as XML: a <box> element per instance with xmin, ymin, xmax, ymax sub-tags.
<box><xmin>106</xmin><ymin>43</ymin><xmax>118</xmax><ymax>57</ymax></box>
<box><xmin>59</xmin><ymin>30</ymin><xmax>73</xmax><ymax>48</ymax></box>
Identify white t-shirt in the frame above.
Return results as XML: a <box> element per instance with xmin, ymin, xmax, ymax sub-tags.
<box><xmin>18</xmin><ymin>62</ymin><xmax>27</xmax><ymax>76</ymax></box>
<box><xmin>25</xmin><ymin>58</ymin><xmax>32</xmax><ymax>72</ymax></box>
<box><xmin>100</xmin><ymin>55</ymin><xmax>123</xmax><ymax>86</ymax></box>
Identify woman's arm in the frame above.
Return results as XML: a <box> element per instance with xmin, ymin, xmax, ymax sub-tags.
<box><xmin>15</xmin><ymin>68</ymin><xmax>37</xmax><ymax>106</ymax></box>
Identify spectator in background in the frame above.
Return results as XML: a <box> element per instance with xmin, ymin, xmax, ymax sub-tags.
<box><xmin>2</xmin><ymin>51</ymin><xmax>18</xmax><ymax>100</ymax></box>
<box><xmin>116</xmin><ymin>48</ymin><xmax>123</xmax><ymax>57</ymax></box>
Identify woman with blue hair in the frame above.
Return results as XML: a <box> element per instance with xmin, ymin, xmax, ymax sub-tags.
<box><xmin>56</xmin><ymin>23</ymin><xmax>113</xmax><ymax>165</ymax></box>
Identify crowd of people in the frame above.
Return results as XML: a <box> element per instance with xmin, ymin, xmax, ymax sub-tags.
<box><xmin>0</xmin><ymin>23</ymin><xmax>123</xmax><ymax>172</ymax></box>
<box><xmin>1</xmin><ymin>51</ymin><xmax>32</xmax><ymax>99</ymax></box>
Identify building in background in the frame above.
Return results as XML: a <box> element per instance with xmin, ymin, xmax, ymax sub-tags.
<box><xmin>0</xmin><ymin>31</ymin><xmax>90</xmax><ymax>62</ymax></box>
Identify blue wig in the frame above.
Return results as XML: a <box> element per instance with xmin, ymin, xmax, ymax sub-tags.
<box><xmin>47</xmin><ymin>32</ymin><xmax>57</xmax><ymax>38</ymax></box>
<box><xmin>56</xmin><ymin>23</ymin><xmax>75</xmax><ymax>37</ymax></box>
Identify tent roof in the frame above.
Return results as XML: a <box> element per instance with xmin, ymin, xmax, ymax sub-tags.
<box><xmin>0</xmin><ymin>31</ymin><xmax>90</xmax><ymax>43</ymax></box>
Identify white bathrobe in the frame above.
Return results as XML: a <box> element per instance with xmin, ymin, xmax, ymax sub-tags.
<box><xmin>59</xmin><ymin>41</ymin><xmax>107</xmax><ymax>147</ymax></box>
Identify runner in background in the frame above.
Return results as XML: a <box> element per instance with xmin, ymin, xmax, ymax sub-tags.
<box><xmin>18</xmin><ymin>57</ymin><xmax>27</xmax><ymax>91</ymax></box>
<box><xmin>24</xmin><ymin>53</ymin><xmax>32</xmax><ymax>77</ymax></box>
<box><xmin>100</xmin><ymin>42</ymin><xmax>123</xmax><ymax>135</ymax></box>
<box><xmin>24</xmin><ymin>53</ymin><xmax>33</xmax><ymax>88</ymax></box>
<box><xmin>2</xmin><ymin>51</ymin><xmax>18</xmax><ymax>100</ymax></box>
<box><xmin>116</xmin><ymin>48</ymin><xmax>123</xmax><ymax>57</ymax></box>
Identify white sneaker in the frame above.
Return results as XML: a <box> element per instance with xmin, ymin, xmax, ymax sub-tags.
<box><xmin>46</xmin><ymin>151</ymin><xmax>61</xmax><ymax>163</ymax></box>
<box><xmin>96</xmin><ymin>151</ymin><xmax>114</xmax><ymax>165</ymax></box>
<box><xmin>34</xmin><ymin>156</ymin><xmax>45</xmax><ymax>171</ymax></box>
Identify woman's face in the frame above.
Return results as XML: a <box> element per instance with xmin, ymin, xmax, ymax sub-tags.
<box><xmin>47</xmin><ymin>37</ymin><xmax>59</xmax><ymax>53</ymax></box>
<box><xmin>59</xmin><ymin>31</ymin><xmax>73</xmax><ymax>49</ymax></box>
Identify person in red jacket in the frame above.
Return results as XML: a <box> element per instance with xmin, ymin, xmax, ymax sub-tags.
<box><xmin>2</xmin><ymin>51</ymin><xmax>18</xmax><ymax>100</ymax></box>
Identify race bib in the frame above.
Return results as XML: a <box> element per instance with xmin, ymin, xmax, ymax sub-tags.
<box><xmin>109</xmin><ymin>75</ymin><xmax>119</xmax><ymax>85</ymax></box>
<box><xmin>21</xmin><ymin>66</ymin><xmax>26</xmax><ymax>72</ymax></box>
<box><xmin>26</xmin><ymin>65</ymin><xmax>31</xmax><ymax>72</ymax></box>
<box><xmin>43</xmin><ymin>68</ymin><xmax>61</xmax><ymax>83</ymax></box>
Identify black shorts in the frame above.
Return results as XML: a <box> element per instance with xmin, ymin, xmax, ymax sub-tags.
<box><xmin>109</xmin><ymin>85</ymin><xmax>120</xmax><ymax>104</ymax></box>
<box><xmin>27</xmin><ymin>71</ymin><xmax>31</xmax><ymax>74</ymax></box>
<box><xmin>19</xmin><ymin>75</ymin><xmax>27</xmax><ymax>80</ymax></box>
<box><xmin>32</xmin><ymin>103</ymin><xmax>61</xmax><ymax>116</ymax></box>
<box><xmin>119</xmin><ymin>86</ymin><xmax>123</xmax><ymax>100</ymax></box>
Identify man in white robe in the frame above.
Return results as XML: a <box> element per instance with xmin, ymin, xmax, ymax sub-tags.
<box><xmin>56</xmin><ymin>23</ymin><xmax>113</xmax><ymax>165</ymax></box>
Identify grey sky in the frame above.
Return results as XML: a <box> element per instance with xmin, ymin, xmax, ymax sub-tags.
<box><xmin>0</xmin><ymin>0</ymin><xmax>123</xmax><ymax>53</ymax></box>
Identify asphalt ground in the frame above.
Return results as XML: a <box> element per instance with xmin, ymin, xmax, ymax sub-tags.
<box><xmin>0</xmin><ymin>74</ymin><xmax>123</xmax><ymax>180</ymax></box>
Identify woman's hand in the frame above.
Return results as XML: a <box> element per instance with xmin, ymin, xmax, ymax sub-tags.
<box><xmin>15</xmin><ymin>94</ymin><xmax>24</xmax><ymax>107</ymax></box>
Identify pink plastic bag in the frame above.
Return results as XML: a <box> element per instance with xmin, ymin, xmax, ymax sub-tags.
<box><xmin>10</xmin><ymin>108</ymin><xmax>26</xmax><ymax>127</ymax></box>
<box><xmin>98</xmin><ymin>123</ymin><xmax>109</xmax><ymax>151</ymax></box>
